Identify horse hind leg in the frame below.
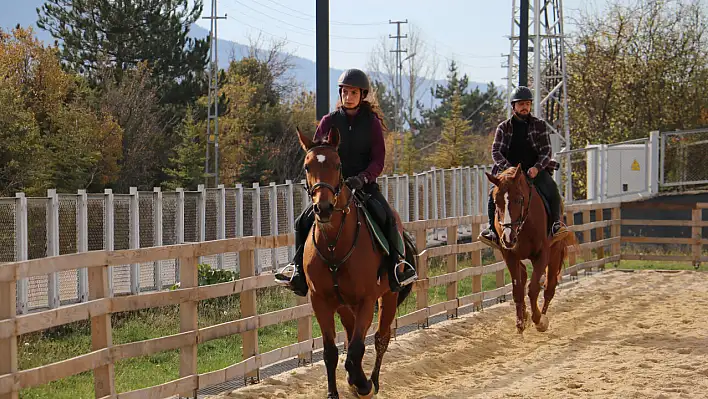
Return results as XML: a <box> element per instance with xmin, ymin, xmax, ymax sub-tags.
<box><xmin>312</xmin><ymin>296</ymin><xmax>341</xmax><ymax>398</ymax></box>
<box><xmin>370</xmin><ymin>292</ymin><xmax>398</xmax><ymax>394</ymax></box>
<box><xmin>345</xmin><ymin>300</ymin><xmax>376</xmax><ymax>398</ymax></box>
<box><xmin>538</xmin><ymin>246</ymin><xmax>564</xmax><ymax>332</ymax></box>
<box><xmin>529</xmin><ymin>251</ymin><xmax>549</xmax><ymax>329</ymax></box>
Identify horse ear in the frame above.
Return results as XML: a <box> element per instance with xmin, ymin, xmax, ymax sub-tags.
<box><xmin>296</xmin><ymin>126</ymin><xmax>313</xmax><ymax>151</ymax></box>
<box><xmin>327</xmin><ymin>126</ymin><xmax>340</xmax><ymax>149</ymax></box>
<box><xmin>513</xmin><ymin>163</ymin><xmax>523</xmax><ymax>179</ymax></box>
<box><xmin>485</xmin><ymin>172</ymin><xmax>500</xmax><ymax>187</ymax></box>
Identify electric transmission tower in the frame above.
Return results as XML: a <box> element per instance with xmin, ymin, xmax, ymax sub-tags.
<box><xmin>203</xmin><ymin>0</ymin><xmax>226</xmax><ymax>187</ymax></box>
<box><xmin>505</xmin><ymin>0</ymin><xmax>570</xmax><ymax>157</ymax></box>
<box><xmin>389</xmin><ymin>19</ymin><xmax>408</xmax><ymax>173</ymax></box>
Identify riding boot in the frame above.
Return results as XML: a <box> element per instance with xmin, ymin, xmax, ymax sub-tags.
<box><xmin>387</xmin><ymin>218</ymin><xmax>417</xmax><ymax>292</ymax></box>
<box><xmin>538</xmin><ymin>171</ymin><xmax>567</xmax><ymax>239</ymax></box>
<box><xmin>478</xmin><ymin>189</ymin><xmax>500</xmax><ymax>249</ymax></box>
<box><xmin>274</xmin><ymin>205</ymin><xmax>313</xmax><ymax>297</ymax></box>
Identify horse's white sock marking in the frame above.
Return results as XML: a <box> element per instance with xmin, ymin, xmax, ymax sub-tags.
<box><xmin>316</xmin><ymin>154</ymin><xmax>326</xmax><ymax>163</ymax></box>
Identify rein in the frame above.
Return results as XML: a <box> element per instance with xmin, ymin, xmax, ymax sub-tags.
<box><xmin>304</xmin><ymin>144</ymin><xmax>362</xmax><ymax>304</ymax></box>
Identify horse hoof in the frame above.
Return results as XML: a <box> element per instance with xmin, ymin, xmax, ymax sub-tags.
<box><xmin>536</xmin><ymin>315</ymin><xmax>549</xmax><ymax>332</ymax></box>
<box><xmin>357</xmin><ymin>383</ymin><xmax>375</xmax><ymax>399</ymax></box>
<box><xmin>327</xmin><ymin>392</ymin><xmax>339</xmax><ymax>399</ymax></box>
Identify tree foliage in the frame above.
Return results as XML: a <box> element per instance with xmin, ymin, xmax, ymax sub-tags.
<box><xmin>567</xmin><ymin>0</ymin><xmax>708</xmax><ymax>144</ymax></box>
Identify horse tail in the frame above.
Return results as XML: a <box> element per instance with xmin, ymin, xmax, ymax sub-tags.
<box><xmin>397</xmin><ymin>230</ymin><xmax>418</xmax><ymax>307</ymax></box>
<box><xmin>556</xmin><ymin>229</ymin><xmax>580</xmax><ymax>278</ymax></box>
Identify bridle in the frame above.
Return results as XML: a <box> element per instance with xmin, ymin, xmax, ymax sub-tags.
<box><xmin>303</xmin><ymin>144</ymin><xmax>362</xmax><ymax>304</ymax></box>
<box><xmin>497</xmin><ymin>175</ymin><xmax>534</xmax><ymax>248</ymax></box>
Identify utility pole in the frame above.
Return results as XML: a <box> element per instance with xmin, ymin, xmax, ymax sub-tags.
<box><xmin>316</xmin><ymin>0</ymin><xmax>330</xmax><ymax>120</ymax></box>
<box><xmin>389</xmin><ymin>19</ymin><xmax>408</xmax><ymax>173</ymax></box>
<box><xmin>203</xmin><ymin>0</ymin><xmax>227</xmax><ymax>187</ymax></box>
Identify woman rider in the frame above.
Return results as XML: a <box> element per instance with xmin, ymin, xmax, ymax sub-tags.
<box><xmin>274</xmin><ymin>68</ymin><xmax>418</xmax><ymax>296</ymax></box>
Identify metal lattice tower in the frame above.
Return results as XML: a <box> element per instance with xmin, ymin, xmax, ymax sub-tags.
<box><xmin>204</xmin><ymin>0</ymin><xmax>226</xmax><ymax>187</ymax></box>
<box><xmin>504</xmin><ymin>0</ymin><xmax>570</xmax><ymax>157</ymax></box>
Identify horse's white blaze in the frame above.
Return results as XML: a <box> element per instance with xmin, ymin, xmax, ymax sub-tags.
<box><xmin>316</xmin><ymin>154</ymin><xmax>326</xmax><ymax>163</ymax></box>
<box><xmin>503</xmin><ymin>192</ymin><xmax>513</xmax><ymax>242</ymax></box>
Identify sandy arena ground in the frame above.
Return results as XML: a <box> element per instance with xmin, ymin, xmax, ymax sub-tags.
<box><xmin>215</xmin><ymin>270</ymin><xmax>708</xmax><ymax>398</ymax></box>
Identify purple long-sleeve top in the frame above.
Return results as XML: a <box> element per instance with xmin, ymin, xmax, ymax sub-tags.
<box><xmin>313</xmin><ymin>111</ymin><xmax>386</xmax><ymax>184</ymax></box>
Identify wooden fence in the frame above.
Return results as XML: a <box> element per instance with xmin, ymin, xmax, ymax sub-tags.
<box><xmin>0</xmin><ymin>199</ymin><xmax>704</xmax><ymax>399</ymax></box>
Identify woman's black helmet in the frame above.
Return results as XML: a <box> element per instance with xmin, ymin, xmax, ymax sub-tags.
<box><xmin>510</xmin><ymin>86</ymin><xmax>533</xmax><ymax>104</ymax></box>
<box><xmin>338</xmin><ymin>68</ymin><xmax>370</xmax><ymax>99</ymax></box>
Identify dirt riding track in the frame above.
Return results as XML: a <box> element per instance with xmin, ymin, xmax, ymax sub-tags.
<box><xmin>216</xmin><ymin>270</ymin><xmax>708</xmax><ymax>399</ymax></box>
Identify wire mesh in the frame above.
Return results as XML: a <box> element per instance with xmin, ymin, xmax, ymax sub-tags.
<box><xmin>275</xmin><ymin>185</ymin><xmax>290</xmax><ymax>268</ymax></box>
<box><xmin>242</xmin><ymin>189</ymin><xmax>254</xmax><ymax>237</ymax></box>
<box><xmin>443</xmin><ymin>169</ymin><xmax>453</xmax><ymax>217</ymax></box>
<box><xmin>222</xmin><ymin>188</ymin><xmax>239</xmax><ymax>273</ymax></box>
<box><xmin>662</xmin><ymin>130</ymin><xmax>708</xmax><ymax>186</ymax></box>
<box><xmin>259</xmin><ymin>188</ymin><xmax>272</xmax><ymax>271</ymax></box>
<box><xmin>57</xmin><ymin>195</ymin><xmax>78</xmax><ymax>303</ymax></box>
<box><xmin>138</xmin><ymin>192</ymin><xmax>155</xmax><ymax>290</ymax></box>
<box><xmin>160</xmin><ymin>191</ymin><xmax>178</xmax><ymax>287</ymax></box>
<box><xmin>202</xmin><ymin>189</ymin><xmax>219</xmax><ymax>270</ymax></box>
<box><xmin>27</xmin><ymin>198</ymin><xmax>48</xmax><ymax>309</ymax></box>
<box><xmin>87</xmin><ymin>195</ymin><xmax>105</xmax><ymax>251</ymax></box>
<box><xmin>0</xmin><ymin>199</ymin><xmax>15</xmax><ymax>263</ymax></box>
<box><xmin>112</xmin><ymin>195</ymin><xmax>131</xmax><ymax>295</ymax></box>
<box><xmin>184</xmin><ymin>191</ymin><xmax>199</xmax><ymax>242</ymax></box>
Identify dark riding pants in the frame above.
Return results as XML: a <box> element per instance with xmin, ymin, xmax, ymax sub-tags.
<box><xmin>487</xmin><ymin>170</ymin><xmax>561</xmax><ymax>232</ymax></box>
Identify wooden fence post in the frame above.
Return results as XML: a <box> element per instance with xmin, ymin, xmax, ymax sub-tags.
<box><xmin>566</xmin><ymin>209</ymin><xmax>577</xmax><ymax>278</ymax></box>
<box><xmin>582</xmin><ymin>210</ymin><xmax>592</xmax><ymax>271</ymax></box>
<box><xmin>179</xmin><ymin>255</ymin><xmax>198</xmax><ymax>398</ymax></box>
<box><xmin>89</xmin><ymin>262</ymin><xmax>115</xmax><ymax>397</ymax></box>
<box><xmin>692</xmin><ymin>205</ymin><xmax>701</xmax><ymax>268</ymax></box>
<box><xmin>596</xmin><ymin>207</ymin><xmax>606</xmax><ymax>271</ymax></box>
<box><xmin>471</xmin><ymin>219</ymin><xmax>482</xmax><ymax>310</ymax></box>
<box><xmin>414</xmin><ymin>228</ymin><xmax>429</xmax><ymax>328</ymax></box>
<box><xmin>0</xmin><ymin>277</ymin><xmax>17</xmax><ymax>399</ymax></box>
<box><xmin>240</xmin><ymin>248</ymin><xmax>259</xmax><ymax>383</ymax></box>
<box><xmin>446</xmin><ymin>225</ymin><xmax>458</xmax><ymax>319</ymax></box>
<box><xmin>612</xmin><ymin>206</ymin><xmax>621</xmax><ymax>264</ymax></box>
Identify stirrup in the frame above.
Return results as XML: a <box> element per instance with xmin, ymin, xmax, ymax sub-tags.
<box><xmin>274</xmin><ymin>263</ymin><xmax>297</xmax><ymax>286</ymax></box>
<box><xmin>394</xmin><ymin>259</ymin><xmax>418</xmax><ymax>286</ymax></box>
<box><xmin>478</xmin><ymin>232</ymin><xmax>501</xmax><ymax>250</ymax></box>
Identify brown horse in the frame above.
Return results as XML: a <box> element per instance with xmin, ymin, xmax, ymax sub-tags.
<box><xmin>486</xmin><ymin>165</ymin><xmax>577</xmax><ymax>334</ymax></box>
<box><xmin>297</xmin><ymin>126</ymin><xmax>417</xmax><ymax>399</ymax></box>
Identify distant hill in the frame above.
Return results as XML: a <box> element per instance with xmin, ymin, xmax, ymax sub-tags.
<box><xmin>3</xmin><ymin>1</ymin><xmax>490</xmax><ymax>111</ymax></box>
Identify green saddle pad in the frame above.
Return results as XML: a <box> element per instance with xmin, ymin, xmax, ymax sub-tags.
<box><xmin>359</xmin><ymin>203</ymin><xmax>406</xmax><ymax>257</ymax></box>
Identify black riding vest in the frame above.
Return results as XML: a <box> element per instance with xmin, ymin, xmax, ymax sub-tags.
<box><xmin>507</xmin><ymin>115</ymin><xmax>538</xmax><ymax>171</ymax></box>
<box><xmin>329</xmin><ymin>108</ymin><xmax>374</xmax><ymax>179</ymax></box>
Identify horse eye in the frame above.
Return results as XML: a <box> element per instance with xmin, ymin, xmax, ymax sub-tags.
<box><xmin>336</xmin><ymin>164</ymin><xmax>341</xmax><ymax>170</ymax></box>
<box><xmin>304</xmin><ymin>165</ymin><xmax>309</xmax><ymax>172</ymax></box>
<box><xmin>516</xmin><ymin>198</ymin><xmax>523</xmax><ymax>204</ymax></box>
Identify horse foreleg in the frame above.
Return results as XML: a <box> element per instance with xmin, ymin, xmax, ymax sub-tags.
<box><xmin>370</xmin><ymin>293</ymin><xmax>398</xmax><ymax>394</ymax></box>
<box><xmin>345</xmin><ymin>300</ymin><xmax>376</xmax><ymax>398</ymax></box>
<box><xmin>529</xmin><ymin>251</ymin><xmax>549</xmax><ymax>328</ymax></box>
<box><xmin>538</xmin><ymin>247</ymin><xmax>564</xmax><ymax>332</ymax></box>
<box><xmin>505</xmin><ymin>256</ymin><xmax>527</xmax><ymax>333</ymax></box>
<box><xmin>312</xmin><ymin>296</ymin><xmax>340</xmax><ymax>399</ymax></box>
<box><xmin>336</xmin><ymin>306</ymin><xmax>356</xmax><ymax>386</ymax></box>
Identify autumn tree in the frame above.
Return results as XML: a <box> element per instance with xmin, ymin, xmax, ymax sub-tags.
<box><xmin>427</xmin><ymin>88</ymin><xmax>471</xmax><ymax>168</ymax></box>
<box><xmin>567</xmin><ymin>0</ymin><xmax>708</xmax><ymax>144</ymax></box>
<box><xmin>162</xmin><ymin>107</ymin><xmax>205</xmax><ymax>190</ymax></box>
<box><xmin>0</xmin><ymin>27</ymin><xmax>122</xmax><ymax>195</ymax></box>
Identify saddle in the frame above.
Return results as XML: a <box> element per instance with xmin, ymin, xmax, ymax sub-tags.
<box><xmin>353</xmin><ymin>190</ymin><xmax>406</xmax><ymax>258</ymax></box>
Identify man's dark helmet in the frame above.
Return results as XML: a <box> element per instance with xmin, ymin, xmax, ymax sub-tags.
<box><xmin>338</xmin><ymin>68</ymin><xmax>370</xmax><ymax>99</ymax></box>
<box><xmin>510</xmin><ymin>86</ymin><xmax>533</xmax><ymax>104</ymax></box>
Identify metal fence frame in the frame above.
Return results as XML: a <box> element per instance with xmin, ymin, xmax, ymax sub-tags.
<box><xmin>660</xmin><ymin>128</ymin><xmax>708</xmax><ymax>189</ymax></box>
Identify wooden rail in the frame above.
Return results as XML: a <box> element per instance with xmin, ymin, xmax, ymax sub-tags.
<box><xmin>4</xmin><ymin>199</ymin><xmax>700</xmax><ymax>399</ymax></box>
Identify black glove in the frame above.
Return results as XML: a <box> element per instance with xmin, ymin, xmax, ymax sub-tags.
<box><xmin>345</xmin><ymin>175</ymin><xmax>364</xmax><ymax>190</ymax></box>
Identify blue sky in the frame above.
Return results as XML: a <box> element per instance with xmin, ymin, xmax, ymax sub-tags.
<box><xmin>195</xmin><ymin>0</ymin><xmax>613</xmax><ymax>85</ymax></box>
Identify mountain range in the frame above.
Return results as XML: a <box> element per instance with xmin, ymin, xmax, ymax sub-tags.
<box><xmin>2</xmin><ymin>1</ymin><xmax>489</xmax><ymax>110</ymax></box>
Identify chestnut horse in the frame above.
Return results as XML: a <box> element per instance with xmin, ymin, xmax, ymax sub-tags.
<box><xmin>297</xmin><ymin>126</ymin><xmax>417</xmax><ymax>399</ymax></box>
<box><xmin>486</xmin><ymin>165</ymin><xmax>577</xmax><ymax>333</ymax></box>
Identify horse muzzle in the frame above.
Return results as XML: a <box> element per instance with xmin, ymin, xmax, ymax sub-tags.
<box><xmin>313</xmin><ymin>201</ymin><xmax>334</xmax><ymax>221</ymax></box>
<box><xmin>501</xmin><ymin>228</ymin><xmax>519</xmax><ymax>250</ymax></box>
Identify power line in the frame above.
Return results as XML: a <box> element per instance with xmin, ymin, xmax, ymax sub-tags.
<box><xmin>253</xmin><ymin>0</ymin><xmax>389</xmax><ymax>25</ymax></box>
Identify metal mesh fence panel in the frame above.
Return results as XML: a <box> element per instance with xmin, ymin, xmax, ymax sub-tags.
<box><xmin>242</xmin><ymin>189</ymin><xmax>254</xmax><ymax>237</ymax></box>
<box><xmin>27</xmin><ymin>198</ymin><xmax>48</xmax><ymax>309</ymax></box>
<box><xmin>275</xmin><ymin>185</ymin><xmax>290</xmax><ymax>268</ymax></box>
<box><xmin>161</xmin><ymin>192</ymin><xmax>178</xmax><ymax>287</ymax></box>
<box><xmin>202</xmin><ymin>189</ymin><xmax>219</xmax><ymax>269</ymax></box>
<box><xmin>661</xmin><ymin>130</ymin><xmax>708</xmax><ymax>187</ymax></box>
<box><xmin>184</xmin><ymin>191</ymin><xmax>199</xmax><ymax>242</ymax></box>
<box><xmin>444</xmin><ymin>169</ymin><xmax>453</xmax><ymax>217</ymax></box>
<box><xmin>138</xmin><ymin>193</ymin><xmax>155</xmax><ymax>290</ymax></box>
<box><xmin>58</xmin><ymin>195</ymin><xmax>77</xmax><ymax>303</ymax></box>
<box><xmin>112</xmin><ymin>195</ymin><xmax>131</xmax><ymax>295</ymax></box>
<box><xmin>0</xmin><ymin>199</ymin><xmax>15</xmax><ymax>262</ymax></box>
<box><xmin>87</xmin><ymin>195</ymin><xmax>105</xmax><ymax>251</ymax></box>
<box><xmin>223</xmin><ymin>188</ymin><xmax>238</xmax><ymax>273</ymax></box>
<box><xmin>259</xmin><ymin>188</ymin><xmax>272</xmax><ymax>271</ymax></box>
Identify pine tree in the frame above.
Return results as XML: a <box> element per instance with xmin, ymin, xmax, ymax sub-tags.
<box><xmin>162</xmin><ymin>108</ymin><xmax>205</xmax><ymax>190</ymax></box>
<box><xmin>428</xmin><ymin>87</ymin><xmax>471</xmax><ymax>168</ymax></box>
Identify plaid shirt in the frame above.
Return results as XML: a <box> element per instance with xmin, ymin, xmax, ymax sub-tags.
<box><xmin>491</xmin><ymin>115</ymin><xmax>559</xmax><ymax>176</ymax></box>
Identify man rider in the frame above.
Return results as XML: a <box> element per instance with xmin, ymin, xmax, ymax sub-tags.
<box><xmin>478</xmin><ymin>85</ymin><xmax>567</xmax><ymax>248</ymax></box>
<box><xmin>273</xmin><ymin>68</ymin><xmax>417</xmax><ymax>296</ymax></box>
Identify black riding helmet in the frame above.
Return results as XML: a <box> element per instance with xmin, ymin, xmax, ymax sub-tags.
<box><xmin>338</xmin><ymin>68</ymin><xmax>370</xmax><ymax>100</ymax></box>
<box><xmin>510</xmin><ymin>86</ymin><xmax>533</xmax><ymax>104</ymax></box>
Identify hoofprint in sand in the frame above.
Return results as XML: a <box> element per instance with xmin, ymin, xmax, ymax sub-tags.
<box><xmin>212</xmin><ymin>270</ymin><xmax>708</xmax><ymax>399</ymax></box>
